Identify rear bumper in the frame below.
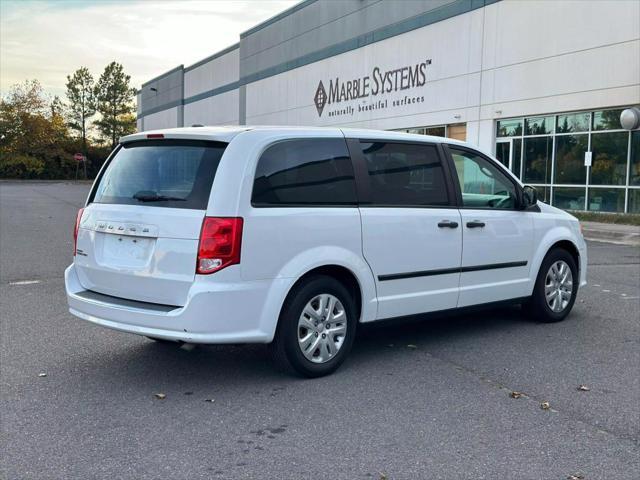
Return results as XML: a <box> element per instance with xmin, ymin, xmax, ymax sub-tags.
<box><xmin>65</xmin><ymin>264</ymin><xmax>286</xmax><ymax>344</ymax></box>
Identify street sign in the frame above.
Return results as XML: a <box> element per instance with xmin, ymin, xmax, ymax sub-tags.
<box><xmin>74</xmin><ymin>153</ymin><xmax>84</xmax><ymax>162</ymax></box>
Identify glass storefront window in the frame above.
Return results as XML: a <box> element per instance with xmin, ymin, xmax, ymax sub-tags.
<box><xmin>590</xmin><ymin>132</ymin><xmax>629</xmax><ymax>185</ymax></box>
<box><xmin>497</xmin><ymin>119</ymin><xmax>522</xmax><ymax>137</ymax></box>
<box><xmin>404</xmin><ymin>128</ymin><xmax>425</xmax><ymax>135</ymax></box>
<box><xmin>525</xmin><ymin>116</ymin><xmax>554</xmax><ymax>135</ymax></box>
<box><xmin>497</xmin><ymin>107</ymin><xmax>638</xmax><ymax>212</ymax></box>
<box><xmin>523</xmin><ymin>136</ymin><xmax>553</xmax><ymax>183</ymax></box>
<box><xmin>588</xmin><ymin>187</ymin><xmax>625</xmax><ymax>212</ymax></box>
<box><xmin>424</xmin><ymin>126</ymin><xmax>446</xmax><ymax>137</ymax></box>
<box><xmin>553</xmin><ymin>187</ymin><xmax>586</xmax><ymax>210</ymax></box>
<box><xmin>554</xmin><ymin>134</ymin><xmax>587</xmax><ymax>184</ymax></box>
<box><xmin>512</xmin><ymin>138</ymin><xmax>522</xmax><ymax>178</ymax></box>
<box><xmin>629</xmin><ymin>189</ymin><xmax>640</xmax><ymax>213</ymax></box>
<box><xmin>495</xmin><ymin>142</ymin><xmax>510</xmax><ymax>169</ymax></box>
<box><xmin>531</xmin><ymin>185</ymin><xmax>550</xmax><ymax>203</ymax></box>
<box><xmin>556</xmin><ymin>112</ymin><xmax>590</xmax><ymax>133</ymax></box>
<box><xmin>592</xmin><ymin>109</ymin><xmax>623</xmax><ymax>131</ymax></box>
<box><xmin>630</xmin><ymin>131</ymin><xmax>640</xmax><ymax>186</ymax></box>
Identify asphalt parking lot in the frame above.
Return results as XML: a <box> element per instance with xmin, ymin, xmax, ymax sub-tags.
<box><xmin>1</xmin><ymin>181</ymin><xmax>639</xmax><ymax>480</ymax></box>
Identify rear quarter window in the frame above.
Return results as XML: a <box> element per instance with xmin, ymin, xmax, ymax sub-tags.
<box><xmin>91</xmin><ymin>140</ymin><xmax>227</xmax><ymax>210</ymax></box>
<box><xmin>251</xmin><ymin>138</ymin><xmax>357</xmax><ymax>206</ymax></box>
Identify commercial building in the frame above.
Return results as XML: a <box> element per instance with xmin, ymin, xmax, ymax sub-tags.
<box><xmin>137</xmin><ymin>0</ymin><xmax>640</xmax><ymax>213</ymax></box>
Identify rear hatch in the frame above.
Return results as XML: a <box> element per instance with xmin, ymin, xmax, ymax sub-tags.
<box><xmin>74</xmin><ymin>139</ymin><xmax>227</xmax><ymax>306</ymax></box>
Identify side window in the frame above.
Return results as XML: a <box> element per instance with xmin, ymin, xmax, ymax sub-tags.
<box><xmin>360</xmin><ymin>141</ymin><xmax>449</xmax><ymax>206</ymax></box>
<box><xmin>449</xmin><ymin>147</ymin><xmax>517</xmax><ymax>209</ymax></box>
<box><xmin>252</xmin><ymin>138</ymin><xmax>357</xmax><ymax>206</ymax></box>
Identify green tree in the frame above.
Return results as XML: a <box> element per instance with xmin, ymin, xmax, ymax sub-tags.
<box><xmin>0</xmin><ymin>80</ymin><xmax>74</xmax><ymax>179</ymax></box>
<box><xmin>94</xmin><ymin>62</ymin><xmax>136</xmax><ymax>149</ymax></box>
<box><xmin>65</xmin><ymin>67</ymin><xmax>95</xmax><ymax>153</ymax></box>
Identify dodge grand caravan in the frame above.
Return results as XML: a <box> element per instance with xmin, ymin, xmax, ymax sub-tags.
<box><xmin>66</xmin><ymin>126</ymin><xmax>587</xmax><ymax>377</ymax></box>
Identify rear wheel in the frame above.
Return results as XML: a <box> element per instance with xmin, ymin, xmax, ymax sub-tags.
<box><xmin>525</xmin><ymin>248</ymin><xmax>578</xmax><ymax>323</ymax></box>
<box><xmin>269</xmin><ymin>275</ymin><xmax>357</xmax><ymax>377</ymax></box>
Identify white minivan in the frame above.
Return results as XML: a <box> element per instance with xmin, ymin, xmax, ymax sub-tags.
<box><xmin>66</xmin><ymin>126</ymin><xmax>587</xmax><ymax>377</ymax></box>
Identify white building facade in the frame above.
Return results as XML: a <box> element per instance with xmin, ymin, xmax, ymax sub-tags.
<box><xmin>137</xmin><ymin>0</ymin><xmax>640</xmax><ymax>213</ymax></box>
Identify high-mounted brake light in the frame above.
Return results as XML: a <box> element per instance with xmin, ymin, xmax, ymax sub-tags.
<box><xmin>73</xmin><ymin>208</ymin><xmax>85</xmax><ymax>256</ymax></box>
<box><xmin>146</xmin><ymin>133</ymin><xmax>164</xmax><ymax>139</ymax></box>
<box><xmin>196</xmin><ymin>217</ymin><xmax>243</xmax><ymax>274</ymax></box>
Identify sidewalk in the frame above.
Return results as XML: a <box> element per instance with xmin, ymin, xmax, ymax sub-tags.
<box><xmin>581</xmin><ymin>221</ymin><xmax>640</xmax><ymax>246</ymax></box>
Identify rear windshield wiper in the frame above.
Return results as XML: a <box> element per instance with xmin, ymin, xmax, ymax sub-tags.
<box><xmin>132</xmin><ymin>191</ymin><xmax>186</xmax><ymax>202</ymax></box>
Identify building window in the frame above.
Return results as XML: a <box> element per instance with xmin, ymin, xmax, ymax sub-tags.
<box><xmin>629</xmin><ymin>130</ymin><xmax>640</xmax><ymax>186</ymax></box>
<box><xmin>525</xmin><ymin>116</ymin><xmax>554</xmax><ymax>135</ymax></box>
<box><xmin>553</xmin><ymin>187</ymin><xmax>586</xmax><ymax>210</ymax></box>
<box><xmin>589</xmin><ymin>131</ymin><xmax>628</xmax><ymax>185</ymax></box>
<box><xmin>588</xmin><ymin>187</ymin><xmax>625</xmax><ymax>213</ymax></box>
<box><xmin>395</xmin><ymin>123</ymin><xmax>463</xmax><ymax>140</ymax></box>
<box><xmin>628</xmin><ymin>188</ymin><xmax>640</xmax><ymax>214</ymax></box>
<box><xmin>497</xmin><ymin>119</ymin><xmax>523</xmax><ymax>137</ymax></box>
<box><xmin>495</xmin><ymin>107</ymin><xmax>639</xmax><ymax>213</ymax></box>
<box><xmin>523</xmin><ymin>136</ymin><xmax>553</xmax><ymax>184</ymax></box>
<box><xmin>554</xmin><ymin>134</ymin><xmax>587</xmax><ymax>184</ymax></box>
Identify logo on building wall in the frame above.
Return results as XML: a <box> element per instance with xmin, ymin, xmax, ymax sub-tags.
<box><xmin>313</xmin><ymin>59</ymin><xmax>432</xmax><ymax>118</ymax></box>
<box><xmin>314</xmin><ymin>81</ymin><xmax>327</xmax><ymax>117</ymax></box>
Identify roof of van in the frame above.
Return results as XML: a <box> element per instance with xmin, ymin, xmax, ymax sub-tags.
<box><xmin>120</xmin><ymin>125</ymin><xmax>469</xmax><ymax>147</ymax></box>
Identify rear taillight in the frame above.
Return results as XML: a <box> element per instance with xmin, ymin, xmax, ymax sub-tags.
<box><xmin>196</xmin><ymin>217</ymin><xmax>243</xmax><ymax>274</ymax></box>
<box><xmin>73</xmin><ymin>208</ymin><xmax>85</xmax><ymax>256</ymax></box>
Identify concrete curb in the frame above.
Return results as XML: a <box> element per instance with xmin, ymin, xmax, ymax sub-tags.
<box><xmin>581</xmin><ymin>221</ymin><xmax>640</xmax><ymax>246</ymax></box>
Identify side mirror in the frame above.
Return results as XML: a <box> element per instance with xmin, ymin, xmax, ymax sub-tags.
<box><xmin>521</xmin><ymin>185</ymin><xmax>538</xmax><ymax>209</ymax></box>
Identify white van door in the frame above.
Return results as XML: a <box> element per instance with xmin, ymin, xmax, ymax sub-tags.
<box><xmin>446</xmin><ymin>145</ymin><xmax>535</xmax><ymax>307</ymax></box>
<box><xmin>350</xmin><ymin>139</ymin><xmax>462</xmax><ymax>320</ymax></box>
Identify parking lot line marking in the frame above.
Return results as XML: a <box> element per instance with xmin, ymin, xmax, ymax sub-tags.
<box><xmin>8</xmin><ymin>280</ymin><xmax>40</xmax><ymax>286</ymax></box>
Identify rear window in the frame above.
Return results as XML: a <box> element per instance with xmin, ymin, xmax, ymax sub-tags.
<box><xmin>91</xmin><ymin>140</ymin><xmax>226</xmax><ymax>210</ymax></box>
<box><xmin>252</xmin><ymin>138</ymin><xmax>357</xmax><ymax>206</ymax></box>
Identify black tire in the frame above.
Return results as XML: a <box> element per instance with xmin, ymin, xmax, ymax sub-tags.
<box><xmin>524</xmin><ymin>248</ymin><xmax>578</xmax><ymax>323</ymax></box>
<box><xmin>146</xmin><ymin>336</ymin><xmax>181</xmax><ymax>345</ymax></box>
<box><xmin>269</xmin><ymin>275</ymin><xmax>357</xmax><ymax>378</ymax></box>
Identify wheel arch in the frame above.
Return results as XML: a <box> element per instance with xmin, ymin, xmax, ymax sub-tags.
<box><xmin>282</xmin><ymin>264</ymin><xmax>364</xmax><ymax>322</ymax></box>
<box><xmin>547</xmin><ymin>239</ymin><xmax>580</xmax><ymax>277</ymax></box>
<box><xmin>528</xmin><ymin>227</ymin><xmax>582</xmax><ymax>295</ymax></box>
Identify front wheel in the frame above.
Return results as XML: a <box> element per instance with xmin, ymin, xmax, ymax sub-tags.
<box><xmin>524</xmin><ymin>248</ymin><xmax>578</xmax><ymax>323</ymax></box>
<box><xmin>269</xmin><ymin>275</ymin><xmax>357</xmax><ymax>378</ymax></box>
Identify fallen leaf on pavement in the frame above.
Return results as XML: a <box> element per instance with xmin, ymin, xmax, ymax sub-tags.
<box><xmin>38</xmin><ymin>373</ymin><xmax>47</xmax><ymax>377</ymax></box>
<box><xmin>540</xmin><ymin>401</ymin><xmax>550</xmax><ymax>410</ymax></box>
<box><xmin>567</xmin><ymin>473</ymin><xmax>585</xmax><ymax>480</ymax></box>
<box><xmin>154</xmin><ymin>393</ymin><xmax>166</xmax><ymax>400</ymax></box>
<box><xmin>510</xmin><ymin>391</ymin><xmax>522</xmax><ymax>399</ymax></box>
<box><xmin>577</xmin><ymin>385</ymin><xmax>590</xmax><ymax>391</ymax></box>
<box><xmin>205</xmin><ymin>398</ymin><xmax>215</xmax><ymax>403</ymax></box>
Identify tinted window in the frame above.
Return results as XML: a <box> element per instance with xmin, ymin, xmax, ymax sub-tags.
<box><xmin>252</xmin><ymin>138</ymin><xmax>356</xmax><ymax>206</ymax></box>
<box><xmin>360</xmin><ymin>142</ymin><xmax>449</xmax><ymax>206</ymax></box>
<box><xmin>450</xmin><ymin>148</ymin><xmax>517</xmax><ymax>209</ymax></box>
<box><xmin>92</xmin><ymin>140</ymin><xmax>226</xmax><ymax>210</ymax></box>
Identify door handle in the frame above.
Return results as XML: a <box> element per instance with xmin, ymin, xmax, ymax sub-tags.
<box><xmin>438</xmin><ymin>220</ymin><xmax>459</xmax><ymax>228</ymax></box>
<box><xmin>466</xmin><ymin>220</ymin><xmax>486</xmax><ymax>228</ymax></box>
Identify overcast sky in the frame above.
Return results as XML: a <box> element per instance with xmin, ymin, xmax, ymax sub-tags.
<box><xmin>0</xmin><ymin>0</ymin><xmax>297</xmax><ymax>99</ymax></box>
